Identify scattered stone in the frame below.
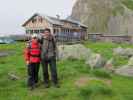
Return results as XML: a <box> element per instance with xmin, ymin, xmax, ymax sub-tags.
<box><xmin>104</xmin><ymin>58</ymin><xmax>115</xmax><ymax>72</ymax></box>
<box><xmin>8</xmin><ymin>73</ymin><xmax>20</xmax><ymax>80</ymax></box>
<box><xmin>113</xmin><ymin>47</ymin><xmax>133</xmax><ymax>58</ymax></box>
<box><xmin>124</xmin><ymin>48</ymin><xmax>133</xmax><ymax>58</ymax></box>
<box><xmin>58</xmin><ymin>44</ymin><xmax>92</xmax><ymax>60</ymax></box>
<box><xmin>0</xmin><ymin>52</ymin><xmax>9</xmax><ymax>57</ymax></box>
<box><xmin>127</xmin><ymin>56</ymin><xmax>133</xmax><ymax>66</ymax></box>
<box><xmin>85</xmin><ymin>53</ymin><xmax>106</xmax><ymax>69</ymax></box>
<box><xmin>115</xmin><ymin>66</ymin><xmax>133</xmax><ymax>77</ymax></box>
<box><xmin>0</xmin><ymin>50</ymin><xmax>15</xmax><ymax>57</ymax></box>
<box><xmin>113</xmin><ymin>47</ymin><xmax>125</xmax><ymax>56</ymax></box>
<box><xmin>114</xmin><ymin>56</ymin><xmax>133</xmax><ymax>77</ymax></box>
<box><xmin>104</xmin><ymin>58</ymin><xmax>113</xmax><ymax>68</ymax></box>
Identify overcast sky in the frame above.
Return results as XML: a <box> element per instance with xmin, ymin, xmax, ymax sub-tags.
<box><xmin>0</xmin><ymin>0</ymin><xmax>76</xmax><ymax>35</ymax></box>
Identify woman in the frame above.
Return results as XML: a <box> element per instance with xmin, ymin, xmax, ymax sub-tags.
<box><xmin>24</xmin><ymin>34</ymin><xmax>41</xmax><ymax>90</ymax></box>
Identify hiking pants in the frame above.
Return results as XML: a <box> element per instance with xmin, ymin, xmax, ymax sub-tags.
<box><xmin>27</xmin><ymin>63</ymin><xmax>40</xmax><ymax>87</ymax></box>
<box><xmin>41</xmin><ymin>57</ymin><xmax>58</xmax><ymax>84</ymax></box>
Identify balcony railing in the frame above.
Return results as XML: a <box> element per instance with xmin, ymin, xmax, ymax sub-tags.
<box><xmin>55</xmin><ymin>32</ymin><xmax>81</xmax><ymax>43</ymax></box>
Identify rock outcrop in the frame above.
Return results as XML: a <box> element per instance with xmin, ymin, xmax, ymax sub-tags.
<box><xmin>58</xmin><ymin>44</ymin><xmax>107</xmax><ymax>68</ymax></box>
<box><xmin>115</xmin><ymin>56</ymin><xmax>133</xmax><ymax>77</ymax></box>
<box><xmin>71</xmin><ymin>0</ymin><xmax>133</xmax><ymax>34</ymax></box>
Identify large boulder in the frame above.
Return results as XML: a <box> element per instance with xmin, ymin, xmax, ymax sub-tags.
<box><xmin>115</xmin><ymin>56</ymin><xmax>133</xmax><ymax>77</ymax></box>
<box><xmin>57</xmin><ymin>44</ymin><xmax>92</xmax><ymax>60</ymax></box>
<box><xmin>113</xmin><ymin>47</ymin><xmax>133</xmax><ymax>58</ymax></box>
<box><xmin>85</xmin><ymin>53</ymin><xmax>106</xmax><ymax>69</ymax></box>
<box><xmin>113</xmin><ymin>47</ymin><xmax>125</xmax><ymax>56</ymax></box>
<box><xmin>124</xmin><ymin>48</ymin><xmax>133</xmax><ymax>58</ymax></box>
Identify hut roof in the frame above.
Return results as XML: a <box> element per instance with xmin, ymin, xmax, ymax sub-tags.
<box><xmin>22</xmin><ymin>13</ymin><xmax>87</xmax><ymax>28</ymax></box>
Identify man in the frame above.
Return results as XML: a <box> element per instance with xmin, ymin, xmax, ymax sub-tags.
<box><xmin>24</xmin><ymin>34</ymin><xmax>41</xmax><ymax>90</ymax></box>
<box><xmin>40</xmin><ymin>28</ymin><xmax>59</xmax><ymax>88</ymax></box>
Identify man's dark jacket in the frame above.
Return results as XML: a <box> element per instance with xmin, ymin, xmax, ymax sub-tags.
<box><xmin>40</xmin><ymin>35</ymin><xmax>56</xmax><ymax>60</ymax></box>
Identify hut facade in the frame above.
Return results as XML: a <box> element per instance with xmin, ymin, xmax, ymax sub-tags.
<box><xmin>22</xmin><ymin>13</ymin><xmax>88</xmax><ymax>42</ymax></box>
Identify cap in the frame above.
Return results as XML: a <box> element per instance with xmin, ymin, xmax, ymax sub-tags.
<box><xmin>31</xmin><ymin>34</ymin><xmax>38</xmax><ymax>38</ymax></box>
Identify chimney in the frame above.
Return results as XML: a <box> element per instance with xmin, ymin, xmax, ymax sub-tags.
<box><xmin>56</xmin><ymin>14</ymin><xmax>60</xmax><ymax>19</ymax></box>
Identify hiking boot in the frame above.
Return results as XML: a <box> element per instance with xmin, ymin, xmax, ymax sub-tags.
<box><xmin>29</xmin><ymin>86</ymin><xmax>35</xmax><ymax>91</ymax></box>
<box><xmin>44</xmin><ymin>83</ymin><xmax>50</xmax><ymax>88</ymax></box>
<box><xmin>35</xmin><ymin>83</ymin><xmax>39</xmax><ymax>87</ymax></box>
<box><xmin>53</xmin><ymin>83</ymin><xmax>60</xmax><ymax>88</ymax></box>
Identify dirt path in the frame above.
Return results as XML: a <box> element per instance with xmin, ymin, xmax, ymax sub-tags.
<box><xmin>75</xmin><ymin>76</ymin><xmax>112</xmax><ymax>87</ymax></box>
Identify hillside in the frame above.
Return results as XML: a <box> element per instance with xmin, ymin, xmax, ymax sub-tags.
<box><xmin>1</xmin><ymin>42</ymin><xmax>133</xmax><ymax>99</ymax></box>
<box><xmin>71</xmin><ymin>0</ymin><xmax>133</xmax><ymax>34</ymax></box>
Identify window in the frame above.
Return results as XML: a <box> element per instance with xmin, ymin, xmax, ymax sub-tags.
<box><xmin>26</xmin><ymin>30</ymin><xmax>29</xmax><ymax>34</ymax></box>
<box><xmin>56</xmin><ymin>29</ymin><xmax>59</xmax><ymax>33</ymax></box>
<box><xmin>34</xmin><ymin>30</ymin><xmax>39</xmax><ymax>33</ymax></box>
<box><xmin>32</xmin><ymin>18</ymin><xmax>37</xmax><ymax>23</ymax></box>
<box><xmin>64</xmin><ymin>29</ymin><xmax>66</xmax><ymax>33</ymax></box>
<box><xmin>40</xmin><ymin>29</ymin><xmax>45</xmax><ymax>33</ymax></box>
<box><xmin>54</xmin><ymin>29</ymin><xmax>56</xmax><ymax>34</ymax></box>
<box><xmin>54</xmin><ymin>29</ymin><xmax>59</xmax><ymax>34</ymax></box>
<box><xmin>30</xmin><ymin>30</ymin><xmax>34</xmax><ymax>34</ymax></box>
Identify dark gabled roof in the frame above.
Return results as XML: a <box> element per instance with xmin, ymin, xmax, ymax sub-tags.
<box><xmin>22</xmin><ymin>13</ymin><xmax>38</xmax><ymax>26</ymax></box>
<box><xmin>22</xmin><ymin>13</ymin><xmax>63</xmax><ymax>26</ymax></box>
<box><xmin>22</xmin><ymin>13</ymin><xmax>87</xmax><ymax>28</ymax></box>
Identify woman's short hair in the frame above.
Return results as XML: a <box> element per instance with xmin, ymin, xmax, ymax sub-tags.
<box><xmin>44</xmin><ymin>28</ymin><xmax>51</xmax><ymax>33</ymax></box>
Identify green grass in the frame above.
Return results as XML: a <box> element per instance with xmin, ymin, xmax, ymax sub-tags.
<box><xmin>1</xmin><ymin>41</ymin><xmax>133</xmax><ymax>100</ymax></box>
<box><xmin>79</xmin><ymin>80</ymin><xmax>114</xmax><ymax>100</ymax></box>
<box><xmin>84</xmin><ymin>41</ymin><xmax>133</xmax><ymax>67</ymax></box>
<box><xmin>92</xmin><ymin>69</ymin><xmax>112</xmax><ymax>79</ymax></box>
<box><xmin>122</xmin><ymin>0</ymin><xmax>133</xmax><ymax>10</ymax></box>
<box><xmin>112</xmin><ymin>4</ymin><xmax>125</xmax><ymax>16</ymax></box>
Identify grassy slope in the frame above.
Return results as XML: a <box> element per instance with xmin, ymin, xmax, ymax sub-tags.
<box><xmin>0</xmin><ymin>42</ymin><xmax>133</xmax><ymax>100</ymax></box>
<box><xmin>122</xmin><ymin>0</ymin><xmax>133</xmax><ymax>10</ymax></box>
